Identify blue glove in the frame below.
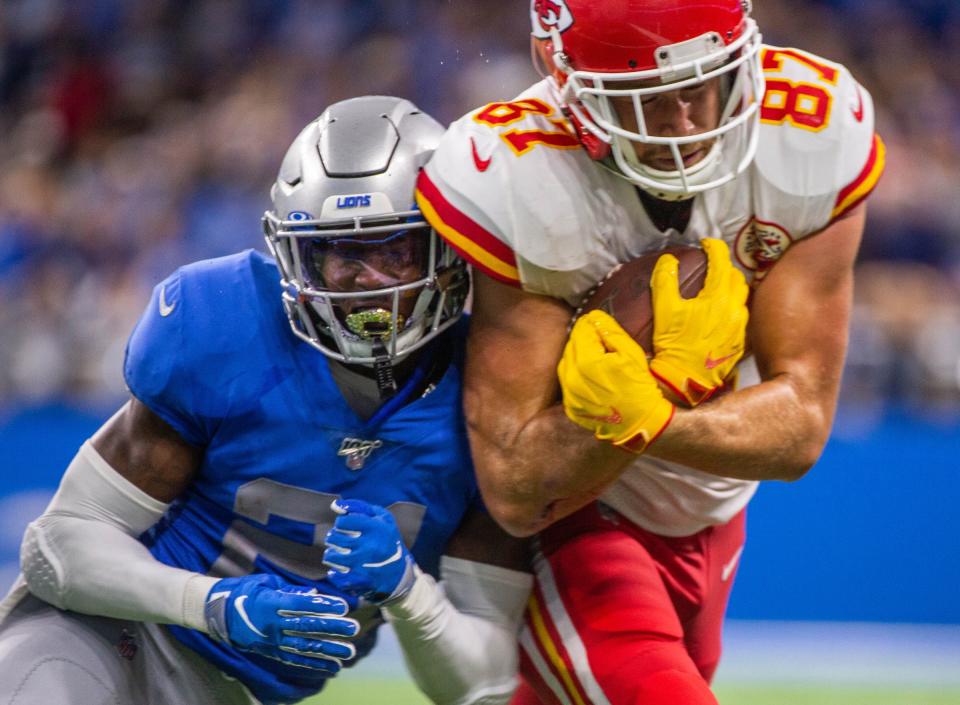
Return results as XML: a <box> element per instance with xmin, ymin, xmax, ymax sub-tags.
<box><xmin>323</xmin><ymin>499</ymin><xmax>417</xmax><ymax>605</ymax></box>
<box><xmin>205</xmin><ymin>574</ymin><xmax>359</xmax><ymax>673</ymax></box>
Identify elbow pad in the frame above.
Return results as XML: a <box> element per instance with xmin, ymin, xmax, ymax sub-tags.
<box><xmin>20</xmin><ymin>441</ymin><xmax>214</xmax><ymax>629</ymax></box>
<box><xmin>20</xmin><ymin>518</ymin><xmax>67</xmax><ymax>610</ymax></box>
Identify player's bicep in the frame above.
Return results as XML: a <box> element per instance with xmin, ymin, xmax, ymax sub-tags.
<box><xmin>91</xmin><ymin>397</ymin><xmax>202</xmax><ymax>503</ymax></box>
<box><xmin>749</xmin><ymin>204</ymin><xmax>865</xmax><ymax>403</ymax></box>
<box><xmin>466</xmin><ymin>270</ymin><xmax>573</xmax><ymax>439</ymax></box>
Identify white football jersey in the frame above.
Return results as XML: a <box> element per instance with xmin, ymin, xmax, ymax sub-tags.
<box><xmin>417</xmin><ymin>45</ymin><xmax>885</xmax><ymax>536</ymax></box>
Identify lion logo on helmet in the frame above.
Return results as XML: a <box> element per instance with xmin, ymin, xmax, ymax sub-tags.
<box><xmin>531</xmin><ymin>0</ymin><xmax>574</xmax><ymax>40</ymax></box>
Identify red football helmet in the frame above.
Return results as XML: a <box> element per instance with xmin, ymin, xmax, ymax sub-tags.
<box><xmin>531</xmin><ymin>0</ymin><xmax>763</xmax><ymax>200</ymax></box>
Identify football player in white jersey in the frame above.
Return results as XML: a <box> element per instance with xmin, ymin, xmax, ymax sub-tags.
<box><xmin>415</xmin><ymin>1</ymin><xmax>885</xmax><ymax>704</ymax></box>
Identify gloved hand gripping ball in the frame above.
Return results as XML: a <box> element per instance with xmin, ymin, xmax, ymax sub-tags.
<box><xmin>648</xmin><ymin>238</ymin><xmax>749</xmax><ymax>405</ymax></box>
<box><xmin>558</xmin><ymin>310</ymin><xmax>675</xmax><ymax>453</ymax></box>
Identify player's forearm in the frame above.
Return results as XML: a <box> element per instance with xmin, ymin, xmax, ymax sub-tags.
<box><xmin>20</xmin><ymin>441</ymin><xmax>216</xmax><ymax>629</ymax></box>
<box><xmin>384</xmin><ymin>557</ymin><xmax>532</xmax><ymax>705</ymax></box>
<box><xmin>25</xmin><ymin>512</ymin><xmax>214</xmax><ymax>626</ymax></box>
<box><xmin>470</xmin><ymin>406</ymin><xmax>633</xmax><ymax>537</ymax></box>
<box><xmin>649</xmin><ymin>374</ymin><xmax>834</xmax><ymax>481</ymax></box>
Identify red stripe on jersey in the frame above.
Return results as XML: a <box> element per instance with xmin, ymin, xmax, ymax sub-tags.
<box><xmin>415</xmin><ymin>169</ymin><xmax>522</xmax><ymax>287</ymax></box>
<box><xmin>831</xmin><ymin>134</ymin><xmax>886</xmax><ymax>221</ymax></box>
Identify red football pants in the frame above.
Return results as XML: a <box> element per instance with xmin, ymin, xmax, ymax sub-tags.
<box><xmin>513</xmin><ymin>503</ymin><xmax>746</xmax><ymax>705</ymax></box>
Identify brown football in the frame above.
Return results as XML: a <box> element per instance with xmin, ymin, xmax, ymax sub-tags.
<box><xmin>574</xmin><ymin>245</ymin><xmax>708</xmax><ymax>355</ymax></box>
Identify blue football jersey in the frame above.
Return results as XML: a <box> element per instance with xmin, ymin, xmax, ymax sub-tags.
<box><xmin>124</xmin><ymin>250</ymin><xmax>477</xmax><ymax>705</ymax></box>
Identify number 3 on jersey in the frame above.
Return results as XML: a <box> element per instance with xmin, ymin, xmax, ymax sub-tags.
<box><xmin>760</xmin><ymin>48</ymin><xmax>839</xmax><ymax>132</ymax></box>
<box><xmin>210</xmin><ymin>479</ymin><xmax>426</xmax><ymax>580</ymax></box>
<box><xmin>473</xmin><ymin>99</ymin><xmax>580</xmax><ymax>156</ymax></box>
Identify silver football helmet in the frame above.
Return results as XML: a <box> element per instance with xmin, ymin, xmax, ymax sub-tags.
<box><xmin>263</xmin><ymin>96</ymin><xmax>468</xmax><ymax>367</ymax></box>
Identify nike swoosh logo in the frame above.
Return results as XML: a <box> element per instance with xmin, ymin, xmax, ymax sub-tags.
<box><xmin>577</xmin><ymin>407</ymin><xmax>623</xmax><ymax>425</ymax></box>
<box><xmin>851</xmin><ymin>85</ymin><xmax>864</xmax><ymax>123</ymax></box>
<box><xmin>159</xmin><ymin>285</ymin><xmax>176</xmax><ymax>317</ymax></box>
<box><xmin>234</xmin><ymin>595</ymin><xmax>267</xmax><ymax>637</ymax></box>
<box><xmin>362</xmin><ymin>543</ymin><xmax>403</xmax><ymax>568</ymax></box>
<box><xmin>470</xmin><ymin>137</ymin><xmax>492</xmax><ymax>172</ymax></box>
<box><xmin>721</xmin><ymin>545</ymin><xmax>744</xmax><ymax>582</ymax></box>
<box><xmin>704</xmin><ymin>351</ymin><xmax>737</xmax><ymax>370</ymax></box>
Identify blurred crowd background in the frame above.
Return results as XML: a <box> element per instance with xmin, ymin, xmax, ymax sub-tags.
<box><xmin>0</xmin><ymin>0</ymin><xmax>959</xmax><ymax>422</ymax></box>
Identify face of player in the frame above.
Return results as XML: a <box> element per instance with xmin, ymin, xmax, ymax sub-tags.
<box><xmin>610</xmin><ymin>76</ymin><xmax>723</xmax><ymax>171</ymax></box>
<box><xmin>306</xmin><ymin>230</ymin><xmax>428</xmax><ymax>322</ymax></box>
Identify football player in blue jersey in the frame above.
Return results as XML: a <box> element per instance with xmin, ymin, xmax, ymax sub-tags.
<box><xmin>0</xmin><ymin>96</ymin><xmax>532</xmax><ymax>705</ymax></box>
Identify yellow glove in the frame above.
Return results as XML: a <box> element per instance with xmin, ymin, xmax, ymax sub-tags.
<box><xmin>649</xmin><ymin>238</ymin><xmax>749</xmax><ymax>406</ymax></box>
<box><xmin>558</xmin><ymin>310</ymin><xmax>675</xmax><ymax>454</ymax></box>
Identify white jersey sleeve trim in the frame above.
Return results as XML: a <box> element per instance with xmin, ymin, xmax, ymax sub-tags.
<box><xmin>19</xmin><ymin>440</ymin><xmax>217</xmax><ymax>631</ymax></box>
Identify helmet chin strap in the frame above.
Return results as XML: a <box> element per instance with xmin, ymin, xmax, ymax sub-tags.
<box><xmin>545</xmin><ymin>27</ymin><xmax>614</xmax><ymax>162</ymax></box>
<box><xmin>371</xmin><ymin>339</ymin><xmax>398</xmax><ymax>400</ymax></box>
<box><xmin>304</xmin><ymin>296</ymin><xmax>426</xmax><ymax>365</ymax></box>
<box><xmin>562</xmin><ymin>104</ymin><xmax>612</xmax><ymax>161</ymax></box>
<box><xmin>346</xmin><ymin>308</ymin><xmax>401</xmax><ymax>400</ymax></box>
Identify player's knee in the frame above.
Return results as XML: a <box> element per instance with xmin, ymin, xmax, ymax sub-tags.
<box><xmin>631</xmin><ymin>668</ymin><xmax>718</xmax><ymax>705</ymax></box>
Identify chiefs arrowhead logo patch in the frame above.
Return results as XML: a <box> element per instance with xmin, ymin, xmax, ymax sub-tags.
<box><xmin>734</xmin><ymin>218</ymin><xmax>794</xmax><ymax>282</ymax></box>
